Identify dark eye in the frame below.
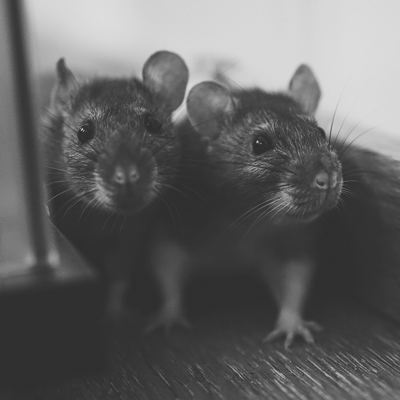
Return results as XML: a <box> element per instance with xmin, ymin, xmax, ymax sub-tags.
<box><xmin>317</xmin><ymin>127</ymin><xmax>326</xmax><ymax>140</ymax></box>
<box><xmin>252</xmin><ymin>135</ymin><xmax>273</xmax><ymax>155</ymax></box>
<box><xmin>77</xmin><ymin>121</ymin><xmax>95</xmax><ymax>144</ymax></box>
<box><xmin>144</xmin><ymin>114</ymin><xmax>162</xmax><ymax>133</ymax></box>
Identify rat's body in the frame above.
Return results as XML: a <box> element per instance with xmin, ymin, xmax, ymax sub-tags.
<box><xmin>41</xmin><ymin>51</ymin><xmax>189</xmax><ymax>321</ymax></box>
<box><xmin>148</xmin><ymin>66</ymin><xmax>342</xmax><ymax>347</ymax></box>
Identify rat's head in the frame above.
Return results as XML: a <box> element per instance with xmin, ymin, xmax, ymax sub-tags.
<box><xmin>187</xmin><ymin>65</ymin><xmax>342</xmax><ymax>223</ymax></box>
<box><xmin>49</xmin><ymin>51</ymin><xmax>188</xmax><ymax>215</ymax></box>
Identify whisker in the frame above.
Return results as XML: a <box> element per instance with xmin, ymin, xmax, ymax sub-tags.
<box><xmin>47</xmin><ymin>188</ymin><xmax>71</xmax><ymax>204</ymax></box>
<box><xmin>329</xmin><ymin>59</ymin><xmax>368</xmax><ymax>146</ymax></box>
<box><xmin>42</xmin><ymin>107</ymin><xmax>76</xmax><ymax>133</ymax></box>
<box><xmin>339</xmin><ymin>124</ymin><xmax>384</xmax><ymax>159</ymax></box>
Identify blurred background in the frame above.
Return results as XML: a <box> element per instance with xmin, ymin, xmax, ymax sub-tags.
<box><xmin>26</xmin><ymin>0</ymin><xmax>400</xmax><ymax>148</ymax></box>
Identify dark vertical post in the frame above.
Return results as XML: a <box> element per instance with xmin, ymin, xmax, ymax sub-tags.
<box><xmin>0</xmin><ymin>1</ymin><xmax>104</xmax><ymax>386</ymax></box>
<box><xmin>4</xmin><ymin>0</ymin><xmax>58</xmax><ymax>269</ymax></box>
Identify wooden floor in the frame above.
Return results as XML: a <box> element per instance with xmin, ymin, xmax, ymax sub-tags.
<box><xmin>9</xmin><ymin>278</ymin><xmax>400</xmax><ymax>400</ymax></box>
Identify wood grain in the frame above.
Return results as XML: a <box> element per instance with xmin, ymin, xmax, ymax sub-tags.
<box><xmin>14</xmin><ymin>287</ymin><xmax>400</xmax><ymax>400</ymax></box>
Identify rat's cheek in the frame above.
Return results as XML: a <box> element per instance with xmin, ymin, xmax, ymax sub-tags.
<box><xmin>93</xmin><ymin>175</ymin><xmax>114</xmax><ymax>208</ymax></box>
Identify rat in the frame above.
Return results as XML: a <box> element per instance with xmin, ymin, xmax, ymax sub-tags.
<box><xmin>41</xmin><ymin>50</ymin><xmax>189</xmax><ymax>322</ymax></box>
<box><xmin>147</xmin><ymin>65</ymin><xmax>343</xmax><ymax>347</ymax></box>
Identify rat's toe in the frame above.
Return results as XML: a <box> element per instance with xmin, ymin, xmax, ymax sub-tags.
<box><xmin>304</xmin><ymin>321</ymin><xmax>323</xmax><ymax>332</ymax></box>
<box><xmin>263</xmin><ymin>328</ymin><xmax>285</xmax><ymax>343</ymax></box>
<box><xmin>264</xmin><ymin>316</ymin><xmax>323</xmax><ymax>348</ymax></box>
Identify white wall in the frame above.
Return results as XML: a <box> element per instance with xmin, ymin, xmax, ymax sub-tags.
<box><xmin>26</xmin><ymin>0</ymin><xmax>400</xmax><ymax>149</ymax></box>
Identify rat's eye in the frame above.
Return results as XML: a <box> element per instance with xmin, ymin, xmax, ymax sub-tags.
<box><xmin>317</xmin><ymin>127</ymin><xmax>326</xmax><ymax>140</ymax></box>
<box><xmin>77</xmin><ymin>121</ymin><xmax>95</xmax><ymax>144</ymax></box>
<box><xmin>252</xmin><ymin>135</ymin><xmax>273</xmax><ymax>155</ymax></box>
<box><xmin>144</xmin><ymin>114</ymin><xmax>162</xmax><ymax>133</ymax></box>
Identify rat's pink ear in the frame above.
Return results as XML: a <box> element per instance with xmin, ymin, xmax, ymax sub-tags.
<box><xmin>50</xmin><ymin>58</ymin><xmax>79</xmax><ymax>113</ymax></box>
<box><xmin>288</xmin><ymin>64</ymin><xmax>321</xmax><ymax>115</ymax></box>
<box><xmin>142</xmin><ymin>51</ymin><xmax>189</xmax><ymax>111</ymax></box>
<box><xmin>187</xmin><ymin>81</ymin><xmax>234</xmax><ymax>139</ymax></box>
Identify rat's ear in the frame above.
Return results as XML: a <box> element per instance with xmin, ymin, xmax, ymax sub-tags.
<box><xmin>288</xmin><ymin>64</ymin><xmax>321</xmax><ymax>115</ymax></box>
<box><xmin>142</xmin><ymin>51</ymin><xmax>189</xmax><ymax>111</ymax></box>
<box><xmin>50</xmin><ymin>58</ymin><xmax>79</xmax><ymax>113</ymax></box>
<box><xmin>187</xmin><ymin>81</ymin><xmax>234</xmax><ymax>139</ymax></box>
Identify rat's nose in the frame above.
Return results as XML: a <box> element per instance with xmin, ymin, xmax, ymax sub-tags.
<box><xmin>313</xmin><ymin>171</ymin><xmax>338</xmax><ymax>190</ymax></box>
<box><xmin>113</xmin><ymin>165</ymin><xmax>140</xmax><ymax>184</ymax></box>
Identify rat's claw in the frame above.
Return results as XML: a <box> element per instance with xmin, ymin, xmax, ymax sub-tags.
<box><xmin>144</xmin><ymin>309</ymin><xmax>191</xmax><ymax>334</ymax></box>
<box><xmin>263</xmin><ymin>317</ymin><xmax>322</xmax><ymax>349</ymax></box>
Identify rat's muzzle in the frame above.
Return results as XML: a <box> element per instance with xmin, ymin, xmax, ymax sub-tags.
<box><xmin>96</xmin><ymin>143</ymin><xmax>158</xmax><ymax>215</ymax></box>
<box><xmin>282</xmin><ymin>150</ymin><xmax>343</xmax><ymax>221</ymax></box>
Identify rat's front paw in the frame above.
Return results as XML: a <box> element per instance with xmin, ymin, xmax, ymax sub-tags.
<box><xmin>263</xmin><ymin>311</ymin><xmax>322</xmax><ymax>349</ymax></box>
<box><xmin>144</xmin><ymin>307</ymin><xmax>191</xmax><ymax>334</ymax></box>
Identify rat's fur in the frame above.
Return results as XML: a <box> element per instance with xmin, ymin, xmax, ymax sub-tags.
<box><xmin>43</xmin><ymin>53</ymin><xmax>188</xmax><ymax>216</ymax></box>
<box><xmin>41</xmin><ymin>51</ymin><xmax>189</xmax><ymax>323</ymax></box>
<box><xmin>148</xmin><ymin>65</ymin><xmax>343</xmax><ymax>347</ymax></box>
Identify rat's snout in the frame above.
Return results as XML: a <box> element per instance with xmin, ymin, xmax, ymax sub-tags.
<box><xmin>283</xmin><ymin>152</ymin><xmax>342</xmax><ymax>221</ymax></box>
<box><xmin>311</xmin><ymin>153</ymin><xmax>341</xmax><ymax>192</ymax></box>
<box><xmin>98</xmin><ymin>138</ymin><xmax>155</xmax><ymax>187</ymax></box>
<box><xmin>106</xmin><ymin>146</ymin><xmax>155</xmax><ymax>191</ymax></box>
<box><xmin>112</xmin><ymin>164</ymin><xmax>140</xmax><ymax>185</ymax></box>
<box><xmin>96</xmin><ymin>141</ymin><xmax>158</xmax><ymax>214</ymax></box>
<box><xmin>313</xmin><ymin>170</ymin><xmax>339</xmax><ymax>190</ymax></box>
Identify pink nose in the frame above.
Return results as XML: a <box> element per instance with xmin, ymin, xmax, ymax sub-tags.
<box><xmin>113</xmin><ymin>165</ymin><xmax>140</xmax><ymax>184</ymax></box>
<box><xmin>313</xmin><ymin>171</ymin><xmax>338</xmax><ymax>190</ymax></box>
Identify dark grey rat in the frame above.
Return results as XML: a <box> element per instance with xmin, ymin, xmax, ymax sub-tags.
<box><xmin>148</xmin><ymin>65</ymin><xmax>343</xmax><ymax>347</ymax></box>
<box><xmin>41</xmin><ymin>51</ymin><xmax>189</xmax><ymax>321</ymax></box>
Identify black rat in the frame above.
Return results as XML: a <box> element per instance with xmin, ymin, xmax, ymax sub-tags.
<box><xmin>148</xmin><ymin>65</ymin><xmax>343</xmax><ymax>347</ymax></box>
<box><xmin>41</xmin><ymin>51</ymin><xmax>189</xmax><ymax>321</ymax></box>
